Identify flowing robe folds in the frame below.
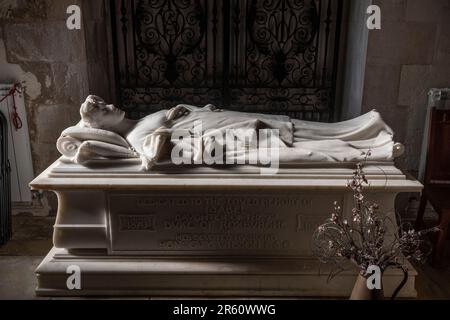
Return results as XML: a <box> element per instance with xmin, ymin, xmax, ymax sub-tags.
<box><xmin>57</xmin><ymin>106</ymin><xmax>402</xmax><ymax>169</ymax></box>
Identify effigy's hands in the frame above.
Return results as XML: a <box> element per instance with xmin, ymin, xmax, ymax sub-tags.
<box><xmin>166</xmin><ymin>105</ymin><xmax>191</xmax><ymax>121</ymax></box>
<box><xmin>142</xmin><ymin>133</ymin><xmax>167</xmax><ymax>159</ymax></box>
<box><xmin>141</xmin><ymin>127</ymin><xmax>171</xmax><ymax>170</ymax></box>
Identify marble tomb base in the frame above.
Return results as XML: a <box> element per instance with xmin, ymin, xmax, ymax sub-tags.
<box><xmin>31</xmin><ymin>160</ymin><xmax>421</xmax><ymax>297</ymax></box>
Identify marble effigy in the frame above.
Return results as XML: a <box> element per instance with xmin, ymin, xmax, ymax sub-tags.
<box><xmin>56</xmin><ymin>95</ymin><xmax>404</xmax><ymax>171</ymax></box>
<box><xmin>31</xmin><ymin>96</ymin><xmax>421</xmax><ymax>297</ymax></box>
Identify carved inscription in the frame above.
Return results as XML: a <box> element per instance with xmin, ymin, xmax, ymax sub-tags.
<box><xmin>108</xmin><ymin>192</ymin><xmax>342</xmax><ymax>255</ymax></box>
<box><xmin>119</xmin><ymin>215</ymin><xmax>155</xmax><ymax>231</ymax></box>
<box><xmin>160</xmin><ymin>233</ymin><xmax>290</xmax><ymax>250</ymax></box>
<box><xmin>296</xmin><ymin>215</ymin><xmax>329</xmax><ymax>233</ymax></box>
<box><xmin>156</xmin><ymin>197</ymin><xmax>293</xmax><ymax>250</ymax></box>
<box><xmin>163</xmin><ymin>212</ymin><xmax>285</xmax><ymax>230</ymax></box>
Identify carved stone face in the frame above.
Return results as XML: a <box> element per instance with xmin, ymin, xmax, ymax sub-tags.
<box><xmin>80</xmin><ymin>95</ymin><xmax>125</xmax><ymax>130</ymax></box>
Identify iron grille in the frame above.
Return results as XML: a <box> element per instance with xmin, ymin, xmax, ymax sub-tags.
<box><xmin>111</xmin><ymin>0</ymin><xmax>343</xmax><ymax>121</ymax></box>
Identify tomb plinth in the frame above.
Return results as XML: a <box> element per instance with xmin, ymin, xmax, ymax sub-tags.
<box><xmin>31</xmin><ymin>159</ymin><xmax>421</xmax><ymax>297</ymax></box>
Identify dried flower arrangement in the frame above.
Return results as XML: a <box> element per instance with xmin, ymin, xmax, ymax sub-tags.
<box><xmin>312</xmin><ymin>154</ymin><xmax>438</xmax><ymax>298</ymax></box>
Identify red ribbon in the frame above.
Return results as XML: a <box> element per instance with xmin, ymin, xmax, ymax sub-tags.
<box><xmin>0</xmin><ymin>83</ymin><xmax>23</xmax><ymax>131</ymax></box>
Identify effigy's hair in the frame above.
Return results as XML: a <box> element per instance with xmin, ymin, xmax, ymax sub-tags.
<box><xmin>80</xmin><ymin>95</ymin><xmax>104</xmax><ymax>128</ymax></box>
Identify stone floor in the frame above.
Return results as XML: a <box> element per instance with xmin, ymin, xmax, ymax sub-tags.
<box><xmin>0</xmin><ymin>215</ymin><xmax>54</xmax><ymax>299</ymax></box>
<box><xmin>0</xmin><ymin>215</ymin><xmax>449</xmax><ymax>299</ymax></box>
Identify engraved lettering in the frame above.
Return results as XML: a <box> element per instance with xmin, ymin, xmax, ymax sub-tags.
<box><xmin>296</xmin><ymin>214</ymin><xmax>329</xmax><ymax>232</ymax></box>
<box><xmin>109</xmin><ymin>193</ymin><xmax>344</xmax><ymax>254</ymax></box>
<box><xmin>119</xmin><ymin>215</ymin><xmax>155</xmax><ymax>231</ymax></box>
<box><xmin>159</xmin><ymin>233</ymin><xmax>291</xmax><ymax>250</ymax></box>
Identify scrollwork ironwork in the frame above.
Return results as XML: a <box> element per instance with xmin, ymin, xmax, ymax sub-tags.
<box><xmin>246</xmin><ymin>0</ymin><xmax>319</xmax><ymax>87</ymax></box>
<box><xmin>112</xmin><ymin>0</ymin><xmax>343</xmax><ymax>121</ymax></box>
<box><xmin>134</xmin><ymin>0</ymin><xmax>207</xmax><ymax>86</ymax></box>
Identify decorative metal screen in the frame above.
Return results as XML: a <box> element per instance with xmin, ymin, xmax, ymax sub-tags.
<box><xmin>112</xmin><ymin>0</ymin><xmax>343</xmax><ymax>121</ymax></box>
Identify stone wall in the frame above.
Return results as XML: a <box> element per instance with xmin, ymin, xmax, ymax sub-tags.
<box><xmin>362</xmin><ymin>0</ymin><xmax>450</xmax><ymax>175</ymax></box>
<box><xmin>0</xmin><ymin>1</ymin><xmax>114</xmax><ymax>214</ymax></box>
<box><xmin>0</xmin><ymin>0</ymin><xmax>88</xmax><ymax>175</ymax></box>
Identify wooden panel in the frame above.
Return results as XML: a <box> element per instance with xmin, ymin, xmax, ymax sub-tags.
<box><xmin>425</xmin><ymin>108</ymin><xmax>450</xmax><ymax>183</ymax></box>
